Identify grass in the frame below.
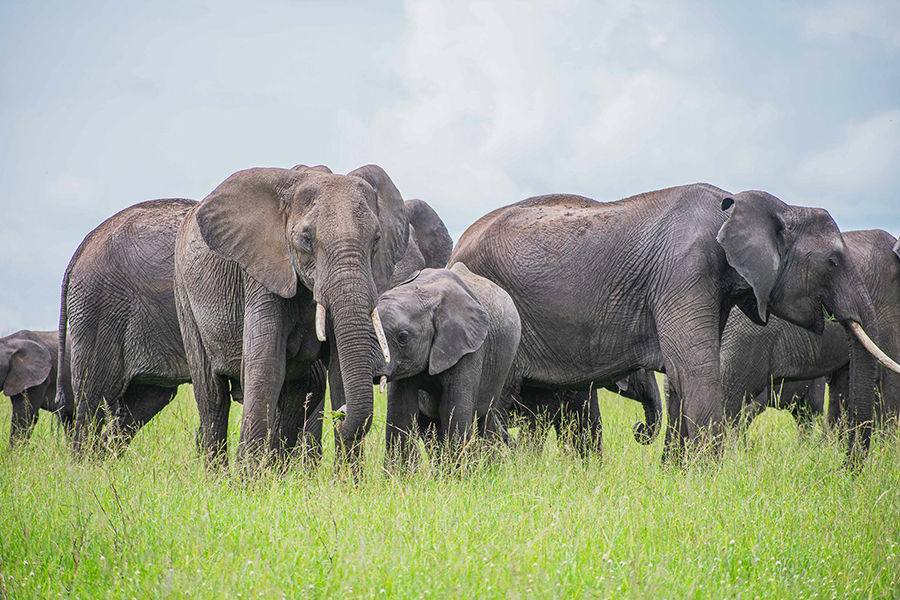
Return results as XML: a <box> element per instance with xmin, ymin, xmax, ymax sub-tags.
<box><xmin>0</xmin><ymin>384</ymin><xmax>898</xmax><ymax>599</ymax></box>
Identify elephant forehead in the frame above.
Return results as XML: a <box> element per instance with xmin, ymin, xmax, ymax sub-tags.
<box><xmin>379</xmin><ymin>289</ymin><xmax>435</xmax><ymax>319</ymax></box>
<box><xmin>294</xmin><ymin>176</ymin><xmax>377</xmax><ymax>213</ymax></box>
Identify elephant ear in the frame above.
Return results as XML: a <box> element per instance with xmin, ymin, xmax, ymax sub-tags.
<box><xmin>893</xmin><ymin>239</ymin><xmax>900</xmax><ymax>262</ymax></box>
<box><xmin>716</xmin><ymin>191</ymin><xmax>791</xmax><ymax>324</ymax></box>
<box><xmin>405</xmin><ymin>199</ymin><xmax>453</xmax><ymax>268</ymax></box>
<box><xmin>196</xmin><ymin>167</ymin><xmax>302</xmax><ymax>299</ymax></box>
<box><xmin>348</xmin><ymin>165</ymin><xmax>409</xmax><ymax>293</ymax></box>
<box><xmin>389</xmin><ymin>226</ymin><xmax>427</xmax><ymax>288</ymax></box>
<box><xmin>428</xmin><ymin>273</ymin><xmax>490</xmax><ymax>376</ymax></box>
<box><xmin>3</xmin><ymin>339</ymin><xmax>52</xmax><ymax>397</ymax></box>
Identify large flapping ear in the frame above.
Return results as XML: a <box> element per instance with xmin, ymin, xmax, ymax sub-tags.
<box><xmin>3</xmin><ymin>338</ymin><xmax>52</xmax><ymax>397</ymax></box>
<box><xmin>196</xmin><ymin>167</ymin><xmax>306</xmax><ymax>298</ymax></box>
<box><xmin>405</xmin><ymin>199</ymin><xmax>453</xmax><ymax>268</ymax></box>
<box><xmin>716</xmin><ymin>190</ymin><xmax>790</xmax><ymax>324</ymax></box>
<box><xmin>428</xmin><ymin>273</ymin><xmax>490</xmax><ymax>376</ymax></box>
<box><xmin>347</xmin><ymin>165</ymin><xmax>409</xmax><ymax>292</ymax></box>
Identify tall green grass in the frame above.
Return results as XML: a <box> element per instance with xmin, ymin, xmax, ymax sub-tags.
<box><xmin>0</xmin><ymin>385</ymin><xmax>898</xmax><ymax>599</ymax></box>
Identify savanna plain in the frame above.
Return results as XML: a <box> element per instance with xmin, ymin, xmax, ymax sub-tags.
<box><xmin>1</xmin><ymin>383</ymin><xmax>898</xmax><ymax>599</ymax></box>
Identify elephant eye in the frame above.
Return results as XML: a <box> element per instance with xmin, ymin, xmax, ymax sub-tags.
<box><xmin>827</xmin><ymin>255</ymin><xmax>840</xmax><ymax>271</ymax></box>
<box><xmin>298</xmin><ymin>231</ymin><xmax>313</xmax><ymax>253</ymax></box>
<box><xmin>372</xmin><ymin>233</ymin><xmax>382</xmax><ymax>253</ymax></box>
<box><xmin>396</xmin><ymin>330</ymin><xmax>410</xmax><ymax>345</ymax></box>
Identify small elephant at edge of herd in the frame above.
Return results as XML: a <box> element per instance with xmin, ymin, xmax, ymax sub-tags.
<box><xmin>4</xmin><ymin>164</ymin><xmax>900</xmax><ymax>475</ymax></box>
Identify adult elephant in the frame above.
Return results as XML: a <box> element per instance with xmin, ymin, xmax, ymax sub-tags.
<box><xmin>1</xmin><ymin>330</ymin><xmax>72</xmax><ymax>446</ymax></box>
<box><xmin>59</xmin><ymin>199</ymin><xmax>197</xmax><ymax>457</ymax></box>
<box><xmin>723</xmin><ymin>229</ymin><xmax>900</xmax><ymax>431</ymax></box>
<box><xmin>175</xmin><ymin>164</ymin><xmax>409</xmax><ymax>472</ymax></box>
<box><xmin>389</xmin><ymin>198</ymin><xmax>454</xmax><ymax>287</ymax></box>
<box><xmin>511</xmin><ymin>370</ymin><xmax>663</xmax><ymax>458</ymax></box>
<box><xmin>451</xmin><ymin>185</ymin><xmax>900</xmax><ymax>466</ymax></box>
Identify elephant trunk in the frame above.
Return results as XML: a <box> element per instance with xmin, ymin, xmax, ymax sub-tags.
<box><xmin>319</xmin><ymin>261</ymin><xmax>379</xmax><ymax>459</ymax></box>
<box><xmin>839</xmin><ymin>285</ymin><xmax>879</xmax><ymax>468</ymax></box>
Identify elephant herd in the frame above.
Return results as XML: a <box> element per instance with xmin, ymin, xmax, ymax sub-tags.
<box><xmin>3</xmin><ymin>164</ymin><xmax>900</xmax><ymax>474</ymax></box>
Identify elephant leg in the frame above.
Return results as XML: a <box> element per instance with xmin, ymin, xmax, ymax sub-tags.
<box><xmin>514</xmin><ymin>385</ymin><xmax>555</xmax><ymax>457</ymax></box>
<box><xmin>271</xmin><ymin>374</ymin><xmax>325</xmax><ymax>468</ymax></box>
<box><xmin>781</xmin><ymin>380</ymin><xmax>822</xmax><ymax>435</ymax></box>
<box><xmin>738</xmin><ymin>388</ymin><xmax>769</xmax><ymax>432</ymax></box>
<box><xmin>418</xmin><ymin>409</ymin><xmax>444</xmax><ymax>448</ymax></box>
<box><xmin>440</xmin><ymin>379</ymin><xmax>478</xmax><ymax>471</ymax></box>
<box><xmin>234</xmin><ymin>294</ymin><xmax>292</xmax><ymax>474</ymax></box>
<box><xmin>71</xmin><ymin>370</ymin><xmax>123</xmax><ymax>459</ymax></box>
<box><xmin>180</xmin><ymin>309</ymin><xmax>231</xmax><ymax>471</ymax></box>
<box><xmin>295</xmin><ymin>360</ymin><xmax>328</xmax><ymax>468</ymax></box>
<box><xmin>656</xmin><ymin>304</ymin><xmax>725</xmax><ymax>459</ymax></box>
<box><xmin>102</xmin><ymin>384</ymin><xmax>177</xmax><ymax>455</ymax></box>
<box><xmin>827</xmin><ymin>366</ymin><xmax>850</xmax><ymax>437</ymax></box>
<box><xmin>385</xmin><ymin>380</ymin><xmax>421</xmax><ymax>474</ymax></box>
<box><xmin>553</xmin><ymin>390</ymin><xmax>601</xmax><ymax>460</ymax></box>
<box><xmin>8</xmin><ymin>392</ymin><xmax>42</xmax><ymax>447</ymax></box>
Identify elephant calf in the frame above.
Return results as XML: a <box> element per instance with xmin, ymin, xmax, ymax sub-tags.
<box><xmin>376</xmin><ymin>263</ymin><xmax>521</xmax><ymax>470</ymax></box>
<box><xmin>0</xmin><ymin>330</ymin><xmax>73</xmax><ymax>447</ymax></box>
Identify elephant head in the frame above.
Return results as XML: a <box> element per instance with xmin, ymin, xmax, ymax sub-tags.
<box><xmin>404</xmin><ymin>199</ymin><xmax>453</xmax><ymax>269</ymax></box>
<box><xmin>0</xmin><ymin>335</ymin><xmax>53</xmax><ymax>399</ymax></box>
<box><xmin>194</xmin><ymin>164</ymin><xmax>408</xmax><ymax>443</ymax></box>
<box><xmin>376</xmin><ymin>269</ymin><xmax>490</xmax><ymax>380</ymax></box>
<box><xmin>389</xmin><ymin>199</ymin><xmax>453</xmax><ymax>288</ymax></box>
<box><xmin>717</xmin><ymin>191</ymin><xmax>900</xmax><ymax>464</ymax></box>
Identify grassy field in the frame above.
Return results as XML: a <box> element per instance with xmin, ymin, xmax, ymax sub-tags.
<box><xmin>0</xmin><ymin>384</ymin><xmax>898</xmax><ymax>599</ymax></box>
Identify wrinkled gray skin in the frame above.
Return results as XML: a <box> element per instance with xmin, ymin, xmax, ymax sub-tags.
<box><xmin>1</xmin><ymin>330</ymin><xmax>73</xmax><ymax>446</ymax></box>
<box><xmin>388</xmin><ymin>199</ymin><xmax>454</xmax><ymax>287</ymax></box>
<box><xmin>451</xmin><ymin>185</ymin><xmax>886</xmax><ymax>467</ymax></box>
<box><xmin>511</xmin><ymin>369</ymin><xmax>663</xmax><ymax>458</ymax></box>
<box><xmin>376</xmin><ymin>264</ymin><xmax>521</xmax><ymax>470</ymax></box>
<box><xmin>723</xmin><ymin>229</ymin><xmax>900</xmax><ymax>431</ymax></box>
<box><xmin>175</xmin><ymin>165</ymin><xmax>409</xmax><ymax>473</ymax></box>
<box><xmin>59</xmin><ymin>199</ymin><xmax>198</xmax><ymax>457</ymax></box>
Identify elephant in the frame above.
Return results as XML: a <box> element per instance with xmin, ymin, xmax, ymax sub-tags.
<box><xmin>175</xmin><ymin>164</ymin><xmax>411</xmax><ymax>473</ymax></box>
<box><xmin>510</xmin><ymin>369</ymin><xmax>663</xmax><ymax>458</ymax></box>
<box><xmin>450</xmin><ymin>184</ymin><xmax>900</xmax><ymax>467</ymax></box>
<box><xmin>59</xmin><ymin>198</ymin><xmax>197</xmax><ymax>457</ymax></box>
<box><xmin>1</xmin><ymin>330</ymin><xmax>73</xmax><ymax>446</ymax></box>
<box><xmin>375</xmin><ymin>263</ymin><xmax>521</xmax><ymax>470</ymax></box>
<box><xmin>388</xmin><ymin>198</ymin><xmax>454</xmax><ymax>287</ymax></box>
<box><xmin>722</xmin><ymin>229</ymin><xmax>900</xmax><ymax>432</ymax></box>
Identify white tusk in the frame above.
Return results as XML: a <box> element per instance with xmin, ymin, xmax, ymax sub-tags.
<box><xmin>371</xmin><ymin>307</ymin><xmax>391</xmax><ymax>364</ymax></box>
<box><xmin>849</xmin><ymin>321</ymin><xmax>900</xmax><ymax>375</ymax></box>
<box><xmin>315</xmin><ymin>303</ymin><xmax>327</xmax><ymax>342</ymax></box>
<box><xmin>379</xmin><ymin>375</ymin><xmax>387</xmax><ymax>394</ymax></box>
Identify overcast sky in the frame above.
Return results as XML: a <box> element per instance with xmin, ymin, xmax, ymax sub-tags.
<box><xmin>2</xmin><ymin>0</ymin><xmax>899</xmax><ymax>333</ymax></box>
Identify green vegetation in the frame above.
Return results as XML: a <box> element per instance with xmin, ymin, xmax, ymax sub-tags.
<box><xmin>1</xmin><ymin>386</ymin><xmax>898</xmax><ymax>599</ymax></box>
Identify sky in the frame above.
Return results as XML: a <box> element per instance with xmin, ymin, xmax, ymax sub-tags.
<box><xmin>1</xmin><ymin>0</ymin><xmax>899</xmax><ymax>333</ymax></box>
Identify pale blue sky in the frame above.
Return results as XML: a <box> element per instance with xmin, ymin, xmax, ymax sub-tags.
<box><xmin>2</xmin><ymin>0</ymin><xmax>899</xmax><ymax>332</ymax></box>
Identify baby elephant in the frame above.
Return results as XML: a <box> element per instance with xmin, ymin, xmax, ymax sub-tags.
<box><xmin>376</xmin><ymin>263</ymin><xmax>521</xmax><ymax>469</ymax></box>
<box><xmin>0</xmin><ymin>330</ymin><xmax>73</xmax><ymax>447</ymax></box>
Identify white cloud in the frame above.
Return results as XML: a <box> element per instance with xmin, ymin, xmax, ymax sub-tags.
<box><xmin>336</xmin><ymin>0</ymin><xmax>779</xmax><ymax>235</ymax></box>
<box><xmin>795</xmin><ymin>109</ymin><xmax>900</xmax><ymax>189</ymax></box>
<box><xmin>803</xmin><ymin>0</ymin><xmax>900</xmax><ymax>51</ymax></box>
